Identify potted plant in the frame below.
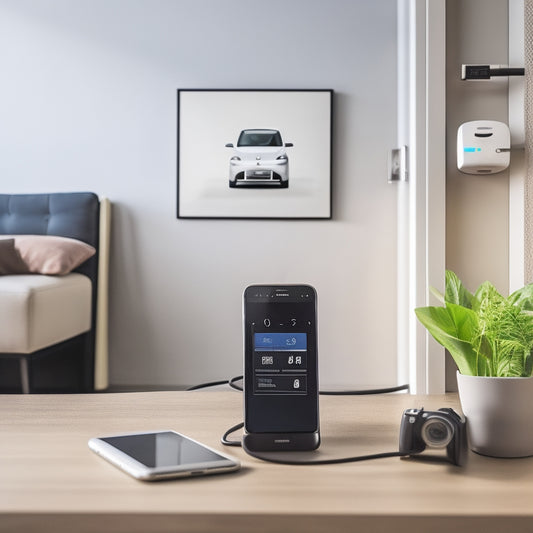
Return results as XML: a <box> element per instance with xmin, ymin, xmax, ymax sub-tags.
<box><xmin>415</xmin><ymin>270</ymin><xmax>533</xmax><ymax>457</ymax></box>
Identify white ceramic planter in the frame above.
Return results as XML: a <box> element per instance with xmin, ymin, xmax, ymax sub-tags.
<box><xmin>457</xmin><ymin>371</ymin><xmax>533</xmax><ymax>458</ymax></box>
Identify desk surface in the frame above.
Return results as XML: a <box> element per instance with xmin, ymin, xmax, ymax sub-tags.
<box><xmin>1</xmin><ymin>390</ymin><xmax>533</xmax><ymax>533</ymax></box>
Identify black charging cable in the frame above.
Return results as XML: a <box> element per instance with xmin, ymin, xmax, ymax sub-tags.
<box><xmin>221</xmin><ymin>421</ymin><xmax>405</xmax><ymax>464</ymax></box>
<box><xmin>186</xmin><ymin>379</ymin><xmax>231</xmax><ymax>391</ymax></box>
<box><xmin>221</xmin><ymin>422</ymin><xmax>245</xmax><ymax>447</ymax></box>
<box><xmin>243</xmin><ymin>446</ymin><xmax>405</xmax><ymax>465</ymax></box>
<box><xmin>187</xmin><ymin>376</ymin><xmax>410</xmax><ymax>465</ymax></box>
<box><xmin>187</xmin><ymin>375</ymin><xmax>409</xmax><ymax>396</ymax></box>
<box><xmin>186</xmin><ymin>376</ymin><xmax>243</xmax><ymax>391</ymax></box>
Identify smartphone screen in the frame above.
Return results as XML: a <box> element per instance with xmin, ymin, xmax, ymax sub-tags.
<box><xmin>89</xmin><ymin>431</ymin><xmax>240</xmax><ymax>480</ymax></box>
<box><xmin>100</xmin><ymin>431</ymin><xmax>226</xmax><ymax>467</ymax></box>
<box><xmin>243</xmin><ymin>285</ymin><xmax>319</xmax><ymax>435</ymax></box>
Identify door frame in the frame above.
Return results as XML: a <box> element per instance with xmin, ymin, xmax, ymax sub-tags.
<box><xmin>397</xmin><ymin>0</ymin><xmax>447</xmax><ymax>393</ymax></box>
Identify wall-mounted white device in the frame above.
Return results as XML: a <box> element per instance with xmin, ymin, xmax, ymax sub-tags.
<box><xmin>457</xmin><ymin>120</ymin><xmax>511</xmax><ymax>175</ymax></box>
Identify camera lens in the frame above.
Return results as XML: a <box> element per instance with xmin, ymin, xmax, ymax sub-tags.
<box><xmin>421</xmin><ymin>416</ymin><xmax>453</xmax><ymax>448</ymax></box>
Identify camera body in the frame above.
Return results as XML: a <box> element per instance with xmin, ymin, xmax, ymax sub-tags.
<box><xmin>399</xmin><ymin>407</ymin><xmax>467</xmax><ymax>466</ymax></box>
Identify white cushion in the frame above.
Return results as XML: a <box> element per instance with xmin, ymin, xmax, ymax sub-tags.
<box><xmin>0</xmin><ymin>273</ymin><xmax>91</xmax><ymax>353</ymax></box>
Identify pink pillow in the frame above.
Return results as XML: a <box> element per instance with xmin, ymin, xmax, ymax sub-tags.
<box><xmin>5</xmin><ymin>235</ymin><xmax>96</xmax><ymax>275</ymax></box>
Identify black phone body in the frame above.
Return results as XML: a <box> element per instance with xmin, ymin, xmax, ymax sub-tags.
<box><xmin>243</xmin><ymin>285</ymin><xmax>320</xmax><ymax>451</ymax></box>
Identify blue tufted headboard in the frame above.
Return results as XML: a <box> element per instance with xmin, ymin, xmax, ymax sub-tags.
<box><xmin>0</xmin><ymin>192</ymin><xmax>100</xmax><ymax>283</ymax></box>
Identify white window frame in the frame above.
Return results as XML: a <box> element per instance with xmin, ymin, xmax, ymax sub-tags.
<box><xmin>397</xmin><ymin>0</ymin><xmax>446</xmax><ymax>393</ymax></box>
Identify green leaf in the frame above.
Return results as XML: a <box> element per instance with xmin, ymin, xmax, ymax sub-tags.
<box><xmin>417</xmin><ymin>271</ymin><xmax>533</xmax><ymax>377</ymax></box>
<box><xmin>495</xmin><ymin>348</ymin><xmax>525</xmax><ymax>377</ymax></box>
<box><xmin>473</xmin><ymin>280</ymin><xmax>505</xmax><ymax>313</ymax></box>
<box><xmin>444</xmin><ymin>270</ymin><xmax>474</xmax><ymax>308</ymax></box>
<box><xmin>509</xmin><ymin>283</ymin><xmax>533</xmax><ymax>311</ymax></box>
<box><xmin>415</xmin><ymin>304</ymin><xmax>482</xmax><ymax>376</ymax></box>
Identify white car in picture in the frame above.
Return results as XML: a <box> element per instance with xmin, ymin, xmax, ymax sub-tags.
<box><xmin>225</xmin><ymin>129</ymin><xmax>293</xmax><ymax>188</ymax></box>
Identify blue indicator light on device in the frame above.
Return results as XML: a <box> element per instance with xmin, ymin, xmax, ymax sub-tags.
<box><xmin>464</xmin><ymin>147</ymin><xmax>477</xmax><ymax>152</ymax></box>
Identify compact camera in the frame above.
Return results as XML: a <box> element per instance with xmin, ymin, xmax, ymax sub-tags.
<box><xmin>399</xmin><ymin>407</ymin><xmax>467</xmax><ymax>466</ymax></box>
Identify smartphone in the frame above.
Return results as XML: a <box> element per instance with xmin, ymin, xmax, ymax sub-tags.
<box><xmin>243</xmin><ymin>285</ymin><xmax>320</xmax><ymax>451</ymax></box>
<box><xmin>88</xmin><ymin>430</ymin><xmax>240</xmax><ymax>481</ymax></box>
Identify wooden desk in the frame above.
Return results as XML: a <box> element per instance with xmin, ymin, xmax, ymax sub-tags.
<box><xmin>1</xmin><ymin>391</ymin><xmax>533</xmax><ymax>533</ymax></box>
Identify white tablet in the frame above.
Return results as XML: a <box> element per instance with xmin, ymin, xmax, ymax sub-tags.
<box><xmin>88</xmin><ymin>430</ymin><xmax>240</xmax><ymax>481</ymax></box>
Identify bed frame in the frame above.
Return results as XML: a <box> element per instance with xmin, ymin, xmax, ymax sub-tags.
<box><xmin>0</xmin><ymin>192</ymin><xmax>110</xmax><ymax>392</ymax></box>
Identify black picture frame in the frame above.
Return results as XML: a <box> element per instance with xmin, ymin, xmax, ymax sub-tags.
<box><xmin>177</xmin><ymin>89</ymin><xmax>333</xmax><ymax>219</ymax></box>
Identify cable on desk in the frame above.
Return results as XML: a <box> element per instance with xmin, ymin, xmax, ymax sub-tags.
<box><xmin>221</xmin><ymin>422</ymin><xmax>405</xmax><ymax>464</ymax></box>
<box><xmin>320</xmin><ymin>384</ymin><xmax>409</xmax><ymax>395</ymax></box>
<box><xmin>222</xmin><ymin>422</ymin><xmax>245</xmax><ymax>447</ymax></box>
<box><xmin>188</xmin><ymin>376</ymin><xmax>409</xmax><ymax>396</ymax></box>
<box><xmin>186</xmin><ymin>379</ymin><xmax>231</xmax><ymax>391</ymax></box>
<box><xmin>229</xmin><ymin>375</ymin><xmax>243</xmax><ymax>391</ymax></box>
<box><xmin>188</xmin><ymin>376</ymin><xmax>410</xmax><ymax>464</ymax></box>
<box><xmin>243</xmin><ymin>446</ymin><xmax>406</xmax><ymax>465</ymax></box>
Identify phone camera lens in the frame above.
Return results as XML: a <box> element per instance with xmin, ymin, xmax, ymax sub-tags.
<box><xmin>421</xmin><ymin>417</ymin><xmax>453</xmax><ymax>448</ymax></box>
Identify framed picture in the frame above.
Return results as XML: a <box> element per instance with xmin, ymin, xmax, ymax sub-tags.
<box><xmin>177</xmin><ymin>89</ymin><xmax>333</xmax><ymax>219</ymax></box>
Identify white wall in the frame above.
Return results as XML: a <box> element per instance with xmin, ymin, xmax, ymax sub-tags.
<box><xmin>0</xmin><ymin>0</ymin><xmax>398</xmax><ymax>388</ymax></box>
<box><xmin>446</xmin><ymin>0</ymin><xmax>510</xmax><ymax>293</ymax></box>
<box><xmin>445</xmin><ymin>0</ymin><xmax>511</xmax><ymax>389</ymax></box>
